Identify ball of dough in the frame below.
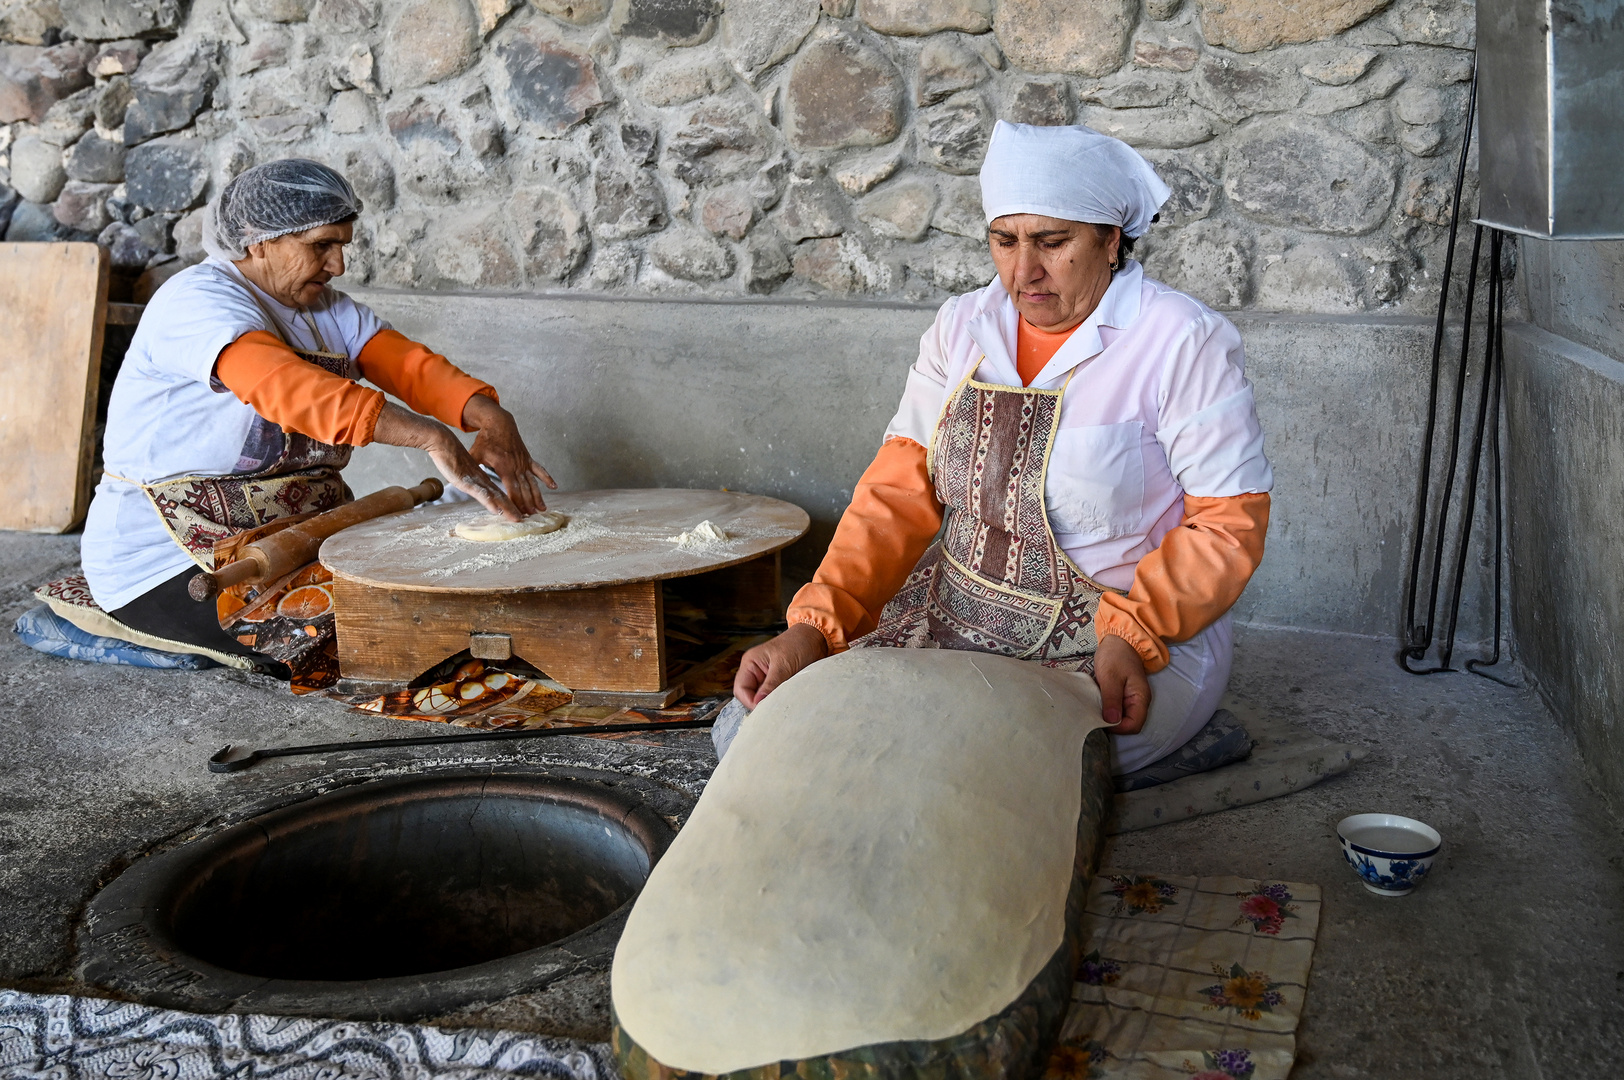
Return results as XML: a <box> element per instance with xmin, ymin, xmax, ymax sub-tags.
<box><xmin>454</xmin><ymin>510</ymin><xmax>569</xmax><ymax>542</ymax></box>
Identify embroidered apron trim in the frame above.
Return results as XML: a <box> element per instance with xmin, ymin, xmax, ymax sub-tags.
<box><xmin>854</xmin><ymin>365</ymin><xmax>1117</xmax><ymax>674</ymax></box>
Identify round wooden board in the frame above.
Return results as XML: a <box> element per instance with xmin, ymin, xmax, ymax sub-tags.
<box><xmin>320</xmin><ymin>488</ymin><xmax>810</xmax><ymax>594</ymax></box>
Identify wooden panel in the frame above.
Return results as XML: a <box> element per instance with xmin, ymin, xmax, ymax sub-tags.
<box><xmin>105</xmin><ymin>302</ymin><xmax>145</xmax><ymax>325</ymax></box>
<box><xmin>666</xmin><ymin>551</ymin><xmax>783</xmax><ymax>629</ymax></box>
<box><xmin>332</xmin><ymin>576</ymin><xmax>668</xmax><ymax>692</ymax></box>
<box><xmin>0</xmin><ymin>242</ymin><xmax>110</xmax><ymax>533</ymax></box>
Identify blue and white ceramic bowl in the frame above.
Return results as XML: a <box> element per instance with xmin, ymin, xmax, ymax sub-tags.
<box><xmin>1336</xmin><ymin>813</ymin><xmax>1441</xmax><ymax>897</ymax></box>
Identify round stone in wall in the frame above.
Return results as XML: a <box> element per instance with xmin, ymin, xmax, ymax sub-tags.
<box><xmin>858</xmin><ymin>179</ymin><xmax>937</xmax><ymax>242</ymax></box>
<box><xmin>124</xmin><ymin>136</ymin><xmax>208</xmax><ymax>213</ymax></box>
<box><xmin>593</xmin><ymin>166</ymin><xmax>667</xmax><ymax>240</ymax></box>
<box><xmin>65</xmin><ymin>132</ymin><xmax>126</xmax><ymax>184</ymax></box>
<box><xmin>782</xmin><ymin>27</ymin><xmax>904</xmax><ymax>152</ymax></box>
<box><xmin>1146</xmin><ymin>218</ymin><xmax>1254</xmax><ymax>310</ymax></box>
<box><xmin>122</xmin><ymin>38</ymin><xmax>219</xmax><ymax>146</ymax></box>
<box><xmin>60</xmin><ymin>0</ymin><xmax>184</xmax><ymax>40</ymax></box>
<box><xmin>0</xmin><ymin>41</ymin><xmax>94</xmax><ymax>125</ymax></box>
<box><xmin>995</xmin><ymin>0</ymin><xmax>1134</xmax><ymax>77</ymax></box>
<box><xmin>490</xmin><ymin>27</ymin><xmax>604</xmax><ymax>135</ymax></box>
<box><xmin>383</xmin><ymin>0</ymin><xmax>479</xmax><ymax>90</ymax></box>
<box><xmin>8</xmin><ymin>135</ymin><xmax>67</xmax><ymax>204</ymax></box>
<box><xmin>721</xmin><ymin>0</ymin><xmax>818</xmax><ymax>81</ymax></box>
<box><xmin>516</xmin><ymin>188</ymin><xmax>590</xmax><ymax>282</ymax></box>
<box><xmin>99</xmin><ymin>221</ymin><xmax>158</xmax><ymax>269</ymax></box>
<box><xmin>1197</xmin><ymin>0</ymin><xmax>1392</xmax><ymax>53</ymax></box>
<box><xmin>610</xmin><ymin>0</ymin><xmax>720</xmax><ymax>46</ymax></box>
<box><xmin>917</xmin><ymin>90</ymin><xmax>992</xmax><ymax>175</ymax></box>
<box><xmin>1224</xmin><ymin>121</ymin><xmax>1398</xmax><ymax>236</ymax></box>
<box><xmin>1005</xmin><ymin>80</ymin><xmax>1073</xmax><ymax>125</ymax></box>
<box><xmin>857</xmin><ymin>0</ymin><xmax>992</xmax><ymax>35</ymax></box>
<box><xmin>51</xmin><ymin>180</ymin><xmax>115</xmax><ymax>234</ymax></box>
<box><xmin>651</xmin><ymin>226</ymin><xmax>736</xmax><ymax>282</ymax></box>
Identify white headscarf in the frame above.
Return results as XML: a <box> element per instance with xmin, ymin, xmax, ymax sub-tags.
<box><xmin>979</xmin><ymin>121</ymin><xmax>1171</xmax><ymax>238</ymax></box>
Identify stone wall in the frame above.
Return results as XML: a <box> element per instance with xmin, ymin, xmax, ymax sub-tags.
<box><xmin>1</xmin><ymin>0</ymin><xmax>1475</xmax><ymax>312</ymax></box>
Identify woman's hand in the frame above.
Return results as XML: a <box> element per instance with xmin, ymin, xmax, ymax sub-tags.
<box><xmin>1094</xmin><ymin>633</ymin><xmax>1151</xmax><ymax>734</ymax></box>
<box><xmin>372</xmin><ymin>402</ymin><xmax>520</xmax><ymax>520</ymax></box>
<box><xmin>733</xmin><ymin>623</ymin><xmax>830</xmax><ymax>709</ymax></box>
<box><xmin>462</xmin><ymin>393</ymin><xmax>557</xmax><ymax>517</ymax></box>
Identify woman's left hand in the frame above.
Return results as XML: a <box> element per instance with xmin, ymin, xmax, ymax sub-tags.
<box><xmin>462</xmin><ymin>393</ymin><xmax>558</xmax><ymax>516</ymax></box>
<box><xmin>1094</xmin><ymin>634</ymin><xmax>1151</xmax><ymax>734</ymax></box>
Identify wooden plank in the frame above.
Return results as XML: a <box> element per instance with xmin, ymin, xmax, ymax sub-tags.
<box><xmin>105</xmin><ymin>302</ymin><xmax>145</xmax><ymax>326</ymax></box>
<box><xmin>0</xmin><ymin>242</ymin><xmax>110</xmax><ymax>533</ymax></box>
<box><xmin>320</xmin><ymin>488</ymin><xmax>809</xmax><ymax>594</ymax></box>
<box><xmin>570</xmin><ymin>684</ymin><xmax>686</xmax><ymax>708</ymax></box>
<box><xmin>332</xmin><ymin>576</ymin><xmax>669</xmax><ymax>692</ymax></box>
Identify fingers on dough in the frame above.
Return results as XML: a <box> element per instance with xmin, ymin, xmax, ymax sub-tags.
<box><xmin>454</xmin><ymin>510</ymin><xmax>569</xmax><ymax>541</ymax></box>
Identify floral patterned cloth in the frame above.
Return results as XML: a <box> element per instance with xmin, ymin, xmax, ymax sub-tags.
<box><xmin>0</xmin><ymin>990</ymin><xmax>611</xmax><ymax>1080</ymax></box>
<box><xmin>1110</xmin><ymin>702</ymin><xmax>1364</xmax><ymax>833</ymax></box>
<box><xmin>1044</xmin><ymin>872</ymin><xmax>1321</xmax><ymax>1080</ymax></box>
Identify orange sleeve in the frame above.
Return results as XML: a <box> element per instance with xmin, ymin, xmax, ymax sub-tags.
<box><xmin>787</xmin><ymin>437</ymin><xmax>944</xmax><ymax>652</ymax></box>
<box><xmin>356</xmin><ymin>328</ymin><xmax>498</xmax><ymax>432</ymax></box>
<box><xmin>1094</xmin><ymin>492</ymin><xmax>1270</xmax><ymax>673</ymax></box>
<box><xmin>214</xmin><ymin>330</ymin><xmax>384</xmax><ymax>446</ymax></box>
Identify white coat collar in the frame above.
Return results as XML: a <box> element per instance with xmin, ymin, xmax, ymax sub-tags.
<box><xmin>965</xmin><ymin>262</ymin><xmax>1145</xmax><ymax>388</ymax></box>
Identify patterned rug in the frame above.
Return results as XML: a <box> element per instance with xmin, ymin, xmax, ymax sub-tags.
<box><xmin>0</xmin><ymin>991</ymin><xmax>613</xmax><ymax>1080</ymax></box>
<box><xmin>1044</xmin><ymin>871</ymin><xmax>1322</xmax><ymax>1079</ymax></box>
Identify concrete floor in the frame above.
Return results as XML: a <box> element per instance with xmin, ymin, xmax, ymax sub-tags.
<box><xmin>2</xmin><ymin>529</ymin><xmax>1621</xmax><ymax>1077</ymax></box>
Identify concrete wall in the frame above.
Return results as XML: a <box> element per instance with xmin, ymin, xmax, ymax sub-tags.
<box><xmin>346</xmin><ymin>289</ymin><xmax>1490</xmax><ymax>640</ymax></box>
<box><xmin>1505</xmin><ymin>239</ymin><xmax>1624</xmax><ymax>810</ymax></box>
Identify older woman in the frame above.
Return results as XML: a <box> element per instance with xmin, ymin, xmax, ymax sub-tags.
<box><xmin>80</xmin><ymin>158</ymin><xmax>553</xmax><ymax>673</ymax></box>
<box><xmin>733</xmin><ymin>122</ymin><xmax>1273</xmax><ymax>774</ymax></box>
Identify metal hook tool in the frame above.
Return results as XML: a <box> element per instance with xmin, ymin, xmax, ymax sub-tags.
<box><xmin>209</xmin><ymin>716</ymin><xmax>717</xmax><ymax>773</ymax></box>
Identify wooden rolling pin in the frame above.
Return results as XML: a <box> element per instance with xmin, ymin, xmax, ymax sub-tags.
<box><xmin>189</xmin><ymin>478</ymin><xmax>444</xmax><ymax>601</ymax></box>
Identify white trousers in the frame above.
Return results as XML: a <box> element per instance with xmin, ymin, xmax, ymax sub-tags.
<box><xmin>1107</xmin><ymin>614</ymin><xmax>1233</xmax><ymax>774</ymax></box>
<box><xmin>712</xmin><ymin>614</ymin><xmax>1233</xmax><ymax>776</ymax></box>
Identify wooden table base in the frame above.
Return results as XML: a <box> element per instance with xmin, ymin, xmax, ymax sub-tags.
<box><xmin>332</xmin><ymin>552</ymin><xmax>783</xmax><ymax>705</ymax></box>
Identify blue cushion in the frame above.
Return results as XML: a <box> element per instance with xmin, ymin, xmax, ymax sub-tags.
<box><xmin>13</xmin><ymin>605</ymin><xmax>216</xmax><ymax>670</ymax></box>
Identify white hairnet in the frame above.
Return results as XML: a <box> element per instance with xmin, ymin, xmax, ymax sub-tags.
<box><xmin>979</xmin><ymin>121</ymin><xmax>1170</xmax><ymax>238</ymax></box>
<box><xmin>202</xmin><ymin>158</ymin><xmax>363</xmax><ymax>262</ymax></box>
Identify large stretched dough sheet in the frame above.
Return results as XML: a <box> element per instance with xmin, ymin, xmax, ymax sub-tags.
<box><xmin>611</xmin><ymin>648</ymin><xmax>1108</xmax><ymax>1074</ymax></box>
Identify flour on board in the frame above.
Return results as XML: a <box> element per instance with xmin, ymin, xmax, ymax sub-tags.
<box><xmin>665</xmin><ymin>520</ymin><xmax>730</xmax><ymax>550</ymax></box>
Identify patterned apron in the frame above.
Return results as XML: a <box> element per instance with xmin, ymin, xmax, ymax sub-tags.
<box><xmin>851</xmin><ymin>366</ymin><xmax>1116</xmax><ymax>674</ymax></box>
<box><xmin>106</xmin><ymin>281</ymin><xmax>354</xmax><ymax>690</ymax></box>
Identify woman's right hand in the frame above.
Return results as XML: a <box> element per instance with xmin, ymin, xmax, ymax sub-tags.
<box><xmin>733</xmin><ymin>622</ymin><xmax>830</xmax><ymax>709</ymax></box>
<box><xmin>373</xmin><ymin>402</ymin><xmax>521</xmax><ymax>520</ymax></box>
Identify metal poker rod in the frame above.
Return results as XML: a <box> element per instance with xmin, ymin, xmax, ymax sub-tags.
<box><xmin>209</xmin><ymin>716</ymin><xmax>716</xmax><ymax>773</ymax></box>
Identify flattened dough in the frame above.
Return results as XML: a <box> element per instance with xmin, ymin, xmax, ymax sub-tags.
<box><xmin>611</xmin><ymin>648</ymin><xmax>1108</xmax><ymax>1073</ymax></box>
<box><xmin>454</xmin><ymin>510</ymin><xmax>568</xmax><ymax>542</ymax></box>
